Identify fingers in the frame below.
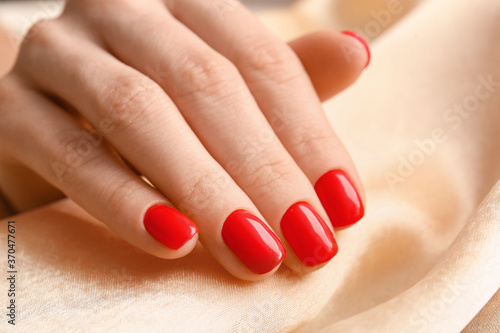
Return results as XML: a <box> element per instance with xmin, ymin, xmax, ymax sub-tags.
<box><xmin>163</xmin><ymin>1</ymin><xmax>366</xmax><ymax>226</ymax></box>
<box><xmin>16</xmin><ymin>21</ymin><xmax>285</xmax><ymax>280</ymax></box>
<box><xmin>90</xmin><ymin>3</ymin><xmax>339</xmax><ymax>272</ymax></box>
<box><xmin>8</xmin><ymin>0</ymin><xmax>371</xmax><ymax>280</ymax></box>
<box><xmin>288</xmin><ymin>30</ymin><xmax>370</xmax><ymax>102</ymax></box>
<box><xmin>0</xmin><ymin>75</ymin><xmax>198</xmax><ymax>259</ymax></box>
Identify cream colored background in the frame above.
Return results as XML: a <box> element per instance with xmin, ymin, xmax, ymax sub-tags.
<box><xmin>0</xmin><ymin>0</ymin><xmax>498</xmax><ymax>332</ymax></box>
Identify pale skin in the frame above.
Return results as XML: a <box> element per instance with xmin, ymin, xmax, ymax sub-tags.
<box><xmin>0</xmin><ymin>0</ymin><xmax>368</xmax><ymax>280</ymax></box>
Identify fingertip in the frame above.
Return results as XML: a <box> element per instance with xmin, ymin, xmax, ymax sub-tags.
<box><xmin>289</xmin><ymin>30</ymin><xmax>370</xmax><ymax>101</ymax></box>
<box><xmin>148</xmin><ymin>228</ymin><xmax>199</xmax><ymax>260</ymax></box>
<box><xmin>280</xmin><ymin>201</ymin><xmax>339</xmax><ymax>270</ymax></box>
<box><xmin>143</xmin><ymin>204</ymin><xmax>199</xmax><ymax>259</ymax></box>
<box><xmin>340</xmin><ymin>30</ymin><xmax>371</xmax><ymax>69</ymax></box>
<box><xmin>232</xmin><ymin>263</ymin><xmax>283</xmax><ymax>282</ymax></box>
<box><xmin>162</xmin><ymin>232</ymin><xmax>199</xmax><ymax>259</ymax></box>
<box><xmin>314</xmin><ymin>169</ymin><xmax>365</xmax><ymax>229</ymax></box>
<box><xmin>221</xmin><ymin>209</ymin><xmax>286</xmax><ymax>276</ymax></box>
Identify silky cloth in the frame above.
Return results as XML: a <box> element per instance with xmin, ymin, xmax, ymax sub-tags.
<box><xmin>0</xmin><ymin>0</ymin><xmax>499</xmax><ymax>332</ymax></box>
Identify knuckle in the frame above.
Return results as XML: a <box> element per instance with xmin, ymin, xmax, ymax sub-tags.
<box><xmin>99</xmin><ymin>75</ymin><xmax>167</xmax><ymax>132</ymax></box>
<box><xmin>48</xmin><ymin>129</ymin><xmax>106</xmax><ymax>184</ymax></box>
<box><xmin>240</xmin><ymin>38</ymin><xmax>303</xmax><ymax>83</ymax></box>
<box><xmin>22</xmin><ymin>19</ymin><xmax>61</xmax><ymax>50</ymax></box>
<box><xmin>244</xmin><ymin>152</ymin><xmax>296</xmax><ymax>192</ymax></box>
<box><xmin>291</xmin><ymin>130</ymin><xmax>338</xmax><ymax>160</ymax></box>
<box><xmin>103</xmin><ymin>176</ymin><xmax>140</xmax><ymax>213</ymax></box>
<box><xmin>175</xmin><ymin>54</ymin><xmax>241</xmax><ymax>99</ymax></box>
<box><xmin>99</xmin><ymin>0</ymin><xmax>136</xmax><ymax>8</ymax></box>
<box><xmin>180</xmin><ymin>167</ymin><xmax>224</xmax><ymax>212</ymax></box>
<box><xmin>67</xmin><ymin>0</ymin><xmax>150</xmax><ymax>25</ymax></box>
<box><xmin>17</xmin><ymin>19</ymin><xmax>65</xmax><ymax>67</ymax></box>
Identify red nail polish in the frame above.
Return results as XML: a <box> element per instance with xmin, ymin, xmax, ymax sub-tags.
<box><xmin>315</xmin><ymin>170</ymin><xmax>364</xmax><ymax>228</ymax></box>
<box><xmin>341</xmin><ymin>30</ymin><xmax>371</xmax><ymax>68</ymax></box>
<box><xmin>222</xmin><ymin>210</ymin><xmax>285</xmax><ymax>275</ymax></box>
<box><xmin>281</xmin><ymin>202</ymin><xmax>338</xmax><ymax>267</ymax></box>
<box><xmin>144</xmin><ymin>205</ymin><xmax>198</xmax><ymax>250</ymax></box>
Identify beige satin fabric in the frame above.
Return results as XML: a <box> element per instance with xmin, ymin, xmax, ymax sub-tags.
<box><xmin>463</xmin><ymin>289</ymin><xmax>499</xmax><ymax>333</ymax></box>
<box><xmin>0</xmin><ymin>0</ymin><xmax>499</xmax><ymax>332</ymax></box>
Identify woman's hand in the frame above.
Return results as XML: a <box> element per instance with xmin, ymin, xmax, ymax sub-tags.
<box><xmin>0</xmin><ymin>0</ymin><xmax>369</xmax><ymax>280</ymax></box>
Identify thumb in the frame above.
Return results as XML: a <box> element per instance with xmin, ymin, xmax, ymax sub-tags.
<box><xmin>288</xmin><ymin>30</ymin><xmax>370</xmax><ymax>102</ymax></box>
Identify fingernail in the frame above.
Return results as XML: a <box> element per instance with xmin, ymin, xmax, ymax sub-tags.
<box><xmin>144</xmin><ymin>204</ymin><xmax>198</xmax><ymax>250</ymax></box>
<box><xmin>315</xmin><ymin>170</ymin><xmax>364</xmax><ymax>228</ymax></box>
<box><xmin>341</xmin><ymin>31</ymin><xmax>371</xmax><ymax>68</ymax></box>
<box><xmin>281</xmin><ymin>202</ymin><xmax>338</xmax><ymax>267</ymax></box>
<box><xmin>222</xmin><ymin>210</ymin><xmax>285</xmax><ymax>275</ymax></box>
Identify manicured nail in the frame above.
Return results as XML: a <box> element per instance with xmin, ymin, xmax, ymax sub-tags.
<box><xmin>315</xmin><ymin>170</ymin><xmax>364</xmax><ymax>228</ymax></box>
<box><xmin>281</xmin><ymin>202</ymin><xmax>338</xmax><ymax>267</ymax></box>
<box><xmin>222</xmin><ymin>210</ymin><xmax>285</xmax><ymax>275</ymax></box>
<box><xmin>144</xmin><ymin>204</ymin><xmax>198</xmax><ymax>250</ymax></box>
<box><xmin>341</xmin><ymin>30</ymin><xmax>371</xmax><ymax>68</ymax></box>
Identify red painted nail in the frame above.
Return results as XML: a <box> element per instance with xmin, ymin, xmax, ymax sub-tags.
<box><xmin>281</xmin><ymin>202</ymin><xmax>338</xmax><ymax>267</ymax></box>
<box><xmin>315</xmin><ymin>170</ymin><xmax>364</xmax><ymax>228</ymax></box>
<box><xmin>144</xmin><ymin>205</ymin><xmax>198</xmax><ymax>250</ymax></box>
<box><xmin>222</xmin><ymin>210</ymin><xmax>285</xmax><ymax>275</ymax></box>
<box><xmin>341</xmin><ymin>30</ymin><xmax>371</xmax><ymax>68</ymax></box>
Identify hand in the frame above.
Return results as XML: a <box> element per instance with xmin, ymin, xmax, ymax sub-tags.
<box><xmin>0</xmin><ymin>0</ymin><xmax>369</xmax><ymax>280</ymax></box>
